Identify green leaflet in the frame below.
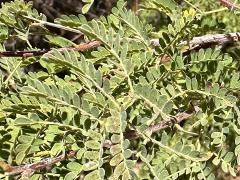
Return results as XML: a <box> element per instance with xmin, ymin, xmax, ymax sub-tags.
<box><xmin>153</xmin><ymin>0</ymin><xmax>179</xmax><ymax>13</ymax></box>
<box><xmin>82</xmin><ymin>0</ymin><xmax>95</xmax><ymax>14</ymax></box>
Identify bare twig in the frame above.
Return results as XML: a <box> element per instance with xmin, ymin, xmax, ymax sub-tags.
<box><xmin>151</xmin><ymin>32</ymin><xmax>240</xmax><ymax>51</ymax></box>
<box><xmin>19</xmin><ymin>15</ymin><xmax>240</xmax><ymax>58</ymax></box>
<box><xmin>0</xmin><ymin>150</ymin><xmax>76</xmax><ymax>176</ymax></box>
<box><xmin>219</xmin><ymin>0</ymin><xmax>240</xmax><ymax>10</ymax></box>
<box><xmin>124</xmin><ymin>112</ymin><xmax>193</xmax><ymax>140</ymax></box>
<box><xmin>0</xmin><ymin>41</ymin><xmax>101</xmax><ymax>58</ymax></box>
<box><xmin>2</xmin><ymin>32</ymin><xmax>240</xmax><ymax>58</ymax></box>
<box><xmin>145</xmin><ymin>112</ymin><xmax>192</xmax><ymax>134</ymax></box>
<box><xmin>178</xmin><ymin>32</ymin><xmax>240</xmax><ymax>47</ymax></box>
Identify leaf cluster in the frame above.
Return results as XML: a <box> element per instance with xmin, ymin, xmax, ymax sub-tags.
<box><xmin>0</xmin><ymin>0</ymin><xmax>240</xmax><ymax>179</ymax></box>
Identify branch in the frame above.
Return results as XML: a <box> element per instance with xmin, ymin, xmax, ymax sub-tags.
<box><xmin>151</xmin><ymin>32</ymin><xmax>240</xmax><ymax>51</ymax></box>
<box><xmin>0</xmin><ymin>150</ymin><xmax>76</xmax><ymax>177</ymax></box>
<box><xmin>0</xmin><ymin>41</ymin><xmax>101</xmax><ymax>58</ymax></box>
<box><xmin>144</xmin><ymin>112</ymin><xmax>192</xmax><ymax>134</ymax></box>
<box><xmin>1</xmin><ymin>31</ymin><xmax>240</xmax><ymax>58</ymax></box>
<box><xmin>179</xmin><ymin>32</ymin><xmax>240</xmax><ymax>47</ymax></box>
<box><xmin>24</xmin><ymin>15</ymin><xmax>240</xmax><ymax>51</ymax></box>
<box><xmin>219</xmin><ymin>0</ymin><xmax>240</xmax><ymax>10</ymax></box>
<box><xmin>4</xmin><ymin>14</ymin><xmax>239</xmax><ymax>58</ymax></box>
<box><xmin>25</xmin><ymin>14</ymin><xmax>240</xmax><ymax>50</ymax></box>
<box><xmin>124</xmin><ymin>112</ymin><xmax>193</xmax><ymax>140</ymax></box>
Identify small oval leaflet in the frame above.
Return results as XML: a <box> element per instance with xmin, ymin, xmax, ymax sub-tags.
<box><xmin>85</xmin><ymin>140</ymin><xmax>101</xmax><ymax>150</ymax></box>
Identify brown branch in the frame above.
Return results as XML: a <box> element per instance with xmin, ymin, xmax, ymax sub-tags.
<box><xmin>219</xmin><ymin>0</ymin><xmax>240</xmax><ymax>10</ymax></box>
<box><xmin>19</xmin><ymin>15</ymin><xmax>240</xmax><ymax>58</ymax></box>
<box><xmin>132</xmin><ymin>0</ymin><xmax>140</xmax><ymax>13</ymax></box>
<box><xmin>145</xmin><ymin>112</ymin><xmax>192</xmax><ymax>133</ymax></box>
<box><xmin>0</xmin><ymin>41</ymin><xmax>101</xmax><ymax>58</ymax></box>
<box><xmin>0</xmin><ymin>150</ymin><xmax>76</xmax><ymax>176</ymax></box>
<box><xmin>2</xmin><ymin>32</ymin><xmax>240</xmax><ymax>58</ymax></box>
<box><xmin>124</xmin><ymin>112</ymin><xmax>193</xmax><ymax>140</ymax></box>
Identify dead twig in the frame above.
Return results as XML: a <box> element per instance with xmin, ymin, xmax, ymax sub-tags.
<box><xmin>151</xmin><ymin>32</ymin><xmax>240</xmax><ymax>51</ymax></box>
<box><xmin>124</xmin><ymin>112</ymin><xmax>193</xmax><ymax>140</ymax></box>
<box><xmin>3</xmin><ymin>32</ymin><xmax>240</xmax><ymax>58</ymax></box>
<box><xmin>144</xmin><ymin>112</ymin><xmax>192</xmax><ymax>134</ymax></box>
<box><xmin>219</xmin><ymin>0</ymin><xmax>240</xmax><ymax>10</ymax></box>
<box><xmin>0</xmin><ymin>41</ymin><xmax>101</xmax><ymax>58</ymax></box>
<box><xmin>179</xmin><ymin>32</ymin><xmax>240</xmax><ymax>49</ymax></box>
<box><xmin>0</xmin><ymin>150</ymin><xmax>76</xmax><ymax>176</ymax></box>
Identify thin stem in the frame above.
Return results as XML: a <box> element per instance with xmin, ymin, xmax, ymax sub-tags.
<box><xmin>19</xmin><ymin>127</ymin><xmax>43</xmax><ymax>164</ymax></box>
<box><xmin>23</xmin><ymin>15</ymin><xmax>84</xmax><ymax>35</ymax></box>
<box><xmin>137</xmin><ymin>153</ymin><xmax>160</xmax><ymax>180</ymax></box>
<box><xmin>175</xmin><ymin>124</ymin><xmax>198</xmax><ymax>136</ymax></box>
<box><xmin>0</xmin><ymin>41</ymin><xmax>101</xmax><ymax>58</ymax></box>
<box><xmin>203</xmin><ymin>7</ymin><xmax>228</xmax><ymax>15</ymax></box>
<box><xmin>2</xmin><ymin>151</ymin><xmax>76</xmax><ymax>176</ymax></box>
<box><xmin>14</xmin><ymin>120</ymin><xmax>84</xmax><ymax>132</ymax></box>
<box><xmin>108</xmin><ymin>48</ymin><xmax>134</xmax><ymax>94</ymax></box>
<box><xmin>146</xmin><ymin>134</ymin><xmax>212</xmax><ymax>162</ymax></box>
<box><xmin>184</xmin><ymin>0</ymin><xmax>203</xmax><ymax>14</ymax></box>
<box><xmin>3</xmin><ymin>59</ymin><xmax>22</xmax><ymax>86</ymax></box>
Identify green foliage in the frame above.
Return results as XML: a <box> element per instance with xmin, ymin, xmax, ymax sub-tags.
<box><xmin>0</xmin><ymin>0</ymin><xmax>240</xmax><ymax>179</ymax></box>
<box><xmin>82</xmin><ymin>0</ymin><xmax>95</xmax><ymax>14</ymax></box>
